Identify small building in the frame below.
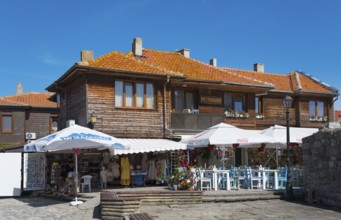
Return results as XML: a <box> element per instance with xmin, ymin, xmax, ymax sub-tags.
<box><xmin>0</xmin><ymin>83</ymin><xmax>59</xmax><ymax>148</ymax></box>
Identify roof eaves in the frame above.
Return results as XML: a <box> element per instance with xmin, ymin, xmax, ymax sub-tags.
<box><xmin>296</xmin><ymin>90</ymin><xmax>339</xmax><ymax>96</ymax></box>
<box><xmin>81</xmin><ymin>65</ymin><xmax>186</xmax><ymax>79</ymax></box>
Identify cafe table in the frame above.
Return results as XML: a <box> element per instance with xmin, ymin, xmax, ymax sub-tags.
<box><xmin>200</xmin><ymin>169</ymin><xmax>231</xmax><ymax>191</ymax></box>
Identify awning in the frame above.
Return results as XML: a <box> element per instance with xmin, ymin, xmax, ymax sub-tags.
<box><xmin>113</xmin><ymin>139</ymin><xmax>187</xmax><ymax>155</ymax></box>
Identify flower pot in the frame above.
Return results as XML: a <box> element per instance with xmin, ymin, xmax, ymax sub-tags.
<box><xmin>173</xmin><ymin>185</ymin><xmax>178</xmax><ymax>191</ymax></box>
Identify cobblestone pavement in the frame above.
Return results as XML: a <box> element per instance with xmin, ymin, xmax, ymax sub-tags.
<box><xmin>1</xmin><ymin>193</ymin><xmax>341</xmax><ymax>220</ymax></box>
<box><xmin>141</xmin><ymin>200</ymin><xmax>341</xmax><ymax>220</ymax></box>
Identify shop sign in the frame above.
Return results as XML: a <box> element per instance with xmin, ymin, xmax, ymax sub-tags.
<box><xmin>200</xmin><ymin>96</ymin><xmax>222</xmax><ymax>105</ymax></box>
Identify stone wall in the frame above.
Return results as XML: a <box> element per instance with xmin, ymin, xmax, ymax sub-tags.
<box><xmin>302</xmin><ymin>128</ymin><xmax>341</xmax><ymax>207</ymax></box>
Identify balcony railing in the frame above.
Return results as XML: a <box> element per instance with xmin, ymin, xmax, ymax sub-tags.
<box><xmin>170</xmin><ymin>112</ymin><xmax>225</xmax><ymax>131</ymax></box>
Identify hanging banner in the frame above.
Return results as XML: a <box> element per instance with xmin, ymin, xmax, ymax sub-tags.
<box><xmin>23</xmin><ymin>153</ymin><xmax>46</xmax><ymax>191</ymax></box>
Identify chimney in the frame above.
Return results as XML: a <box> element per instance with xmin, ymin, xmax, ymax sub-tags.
<box><xmin>16</xmin><ymin>82</ymin><xmax>24</xmax><ymax>95</ymax></box>
<box><xmin>253</xmin><ymin>63</ymin><xmax>264</xmax><ymax>73</ymax></box>
<box><xmin>80</xmin><ymin>50</ymin><xmax>94</xmax><ymax>62</ymax></box>
<box><xmin>132</xmin><ymin>37</ymin><xmax>143</xmax><ymax>56</ymax></box>
<box><xmin>177</xmin><ymin>49</ymin><xmax>190</xmax><ymax>58</ymax></box>
<box><xmin>210</xmin><ymin>58</ymin><xmax>217</xmax><ymax>67</ymax></box>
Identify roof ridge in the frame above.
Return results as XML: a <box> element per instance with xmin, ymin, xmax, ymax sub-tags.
<box><xmin>126</xmin><ymin>51</ymin><xmax>184</xmax><ymax>77</ymax></box>
<box><xmin>143</xmin><ymin>49</ymin><xmax>271</xmax><ymax>86</ymax></box>
<box><xmin>220</xmin><ymin>66</ymin><xmax>287</xmax><ymax>77</ymax></box>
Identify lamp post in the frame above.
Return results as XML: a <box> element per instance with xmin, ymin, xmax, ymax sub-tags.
<box><xmin>282</xmin><ymin>95</ymin><xmax>294</xmax><ymax>200</ymax></box>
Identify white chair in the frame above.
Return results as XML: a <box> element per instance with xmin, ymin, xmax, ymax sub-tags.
<box><xmin>250</xmin><ymin>169</ymin><xmax>263</xmax><ymax>189</ymax></box>
<box><xmin>81</xmin><ymin>175</ymin><xmax>93</xmax><ymax>193</ymax></box>
<box><xmin>197</xmin><ymin>170</ymin><xmax>211</xmax><ymax>190</ymax></box>
<box><xmin>100</xmin><ymin>171</ymin><xmax>107</xmax><ymax>189</ymax></box>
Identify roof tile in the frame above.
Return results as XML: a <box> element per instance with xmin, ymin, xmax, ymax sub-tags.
<box><xmin>0</xmin><ymin>92</ymin><xmax>57</xmax><ymax>108</ymax></box>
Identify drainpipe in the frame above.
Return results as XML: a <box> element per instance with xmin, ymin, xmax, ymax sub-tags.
<box><xmin>163</xmin><ymin>75</ymin><xmax>170</xmax><ymax>138</ymax></box>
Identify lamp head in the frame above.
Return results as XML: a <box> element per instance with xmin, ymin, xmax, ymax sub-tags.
<box><xmin>282</xmin><ymin>95</ymin><xmax>293</xmax><ymax>110</ymax></box>
<box><xmin>90</xmin><ymin>112</ymin><xmax>97</xmax><ymax>123</ymax></box>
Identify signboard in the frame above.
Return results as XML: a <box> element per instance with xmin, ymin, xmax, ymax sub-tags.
<box><xmin>0</xmin><ymin>153</ymin><xmax>22</xmax><ymax>196</ymax></box>
<box><xmin>23</xmin><ymin>153</ymin><xmax>46</xmax><ymax>191</ymax></box>
<box><xmin>200</xmin><ymin>95</ymin><xmax>223</xmax><ymax>105</ymax></box>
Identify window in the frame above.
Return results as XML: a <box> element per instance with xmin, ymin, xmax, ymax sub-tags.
<box><xmin>50</xmin><ymin>116</ymin><xmax>58</xmax><ymax>133</ymax></box>
<box><xmin>114</xmin><ymin>80</ymin><xmax>155</xmax><ymax>109</ymax></box>
<box><xmin>309</xmin><ymin>100</ymin><xmax>325</xmax><ymax>117</ymax></box>
<box><xmin>224</xmin><ymin>93</ymin><xmax>244</xmax><ymax>112</ymax></box>
<box><xmin>2</xmin><ymin>114</ymin><xmax>13</xmax><ymax>133</ymax></box>
<box><xmin>255</xmin><ymin>97</ymin><xmax>264</xmax><ymax>118</ymax></box>
<box><xmin>174</xmin><ymin>90</ymin><xmax>196</xmax><ymax>112</ymax></box>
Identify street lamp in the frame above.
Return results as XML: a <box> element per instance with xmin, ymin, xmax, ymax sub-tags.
<box><xmin>282</xmin><ymin>95</ymin><xmax>294</xmax><ymax>200</ymax></box>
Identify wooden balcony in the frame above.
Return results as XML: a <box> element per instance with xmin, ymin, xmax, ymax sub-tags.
<box><xmin>170</xmin><ymin>112</ymin><xmax>258</xmax><ymax>132</ymax></box>
<box><xmin>170</xmin><ymin>112</ymin><xmax>225</xmax><ymax>131</ymax></box>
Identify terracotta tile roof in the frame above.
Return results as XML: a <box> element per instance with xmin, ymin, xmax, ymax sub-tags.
<box><xmin>126</xmin><ymin>49</ymin><xmax>269</xmax><ymax>86</ymax></box>
<box><xmin>293</xmin><ymin>72</ymin><xmax>333</xmax><ymax>93</ymax></box>
<box><xmin>220</xmin><ymin>67</ymin><xmax>291</xmax><ymax>91</ymax></box>
<box><xmin>69</xmin><ymin>46</ymin><xmax>335</xmax><ymax>95</ymax></box>
<box><xmin>0</xmin><ymin>92</ymin><xmax>57</xmax><ymax>108</ymax></box>
<box><xmin>220</xmin><ymin>67</ymin><xmax>335</xmax><ymax>94</ymax></box>
<box><xmin>86</xmin><ymin>51</ymin><xmax>182</xmax><ymax>77</ymax></box>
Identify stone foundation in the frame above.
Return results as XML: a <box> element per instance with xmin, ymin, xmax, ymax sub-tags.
<box><xmin>302</xmin><ymin>128</ymin><xmax>341</xmax><ymax>207</ymax></box>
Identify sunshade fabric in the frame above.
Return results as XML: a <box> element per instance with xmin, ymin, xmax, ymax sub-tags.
<box><xmin>181</xmin><ymin>123</ymin><xmax>274</xmax><ymax>148</ymax></box>
<box><xmin>257</xmin><ymin>124</ymin><xmax>318</xmax><ymax>148</ymax></box>
<box><xmin>24</xmin><ymin>124</ymin><xmax>129</xmax><ymax>152</ymax></box>
<box><xmin>113</xmin><ymin>139</ymin><xmax>187</xmax><ymax>155</ymax></box>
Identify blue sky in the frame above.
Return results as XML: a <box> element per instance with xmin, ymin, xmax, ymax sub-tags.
<box><xmin>1</xmin><ymin>0</ymin><xmax>340</xmax><ymax>110</ymax></box>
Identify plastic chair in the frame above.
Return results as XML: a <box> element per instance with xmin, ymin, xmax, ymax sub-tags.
<box><xmin>197</xmin><ymin>170</ymin><xmax>211</xmax><ymax>190</ymax></box>
<box><xmin>277</xmin><ymin>167</ymin><xmax>287</xmax><ymax>189</ymax></box>
<box><xmin>81</xmin><ymin>175</ymin><xmax>93</xmax><ymax>193</ymax></box>
<box><xmin>100</xmin><ymin>171</ymin><xmax>107</xmax><ymax>189</ymax></box>
<box><xmin>237</xmin><ymin>168</ymin><xmax>250</xmax><ymax>189</ymax></box>
<box><xmin>250</xmin><ymin>169</ymin><xmax>263</xmax><ymax>189</ymax></box>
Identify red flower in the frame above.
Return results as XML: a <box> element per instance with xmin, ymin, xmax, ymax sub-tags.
<box><xmin>232</xmin><ymin>144</ymin><xmax>239</xmax><ymax>149</ymax></box>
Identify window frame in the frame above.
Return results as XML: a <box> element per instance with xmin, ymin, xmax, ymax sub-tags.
<box><xmin>50</xmin><ymin>115</ymin><xmax>58</xmax><ymax>133</ymax></box>
<box><xmin>173</xmin><ymin>89</ymin><xmax>197</xmax><ymax>113</ymax></box>
<box><xmin>1</xmin><ymin>113</ymin><xmax>13</xmax><ymax>134</ymax></box>
<box><xmin>114</xmin><ymin>80</ymin><xmax>156</xmax><ymax>109</ymax></box>
<box><xmin>224</xmin><ymin>93</ymin><xmax>246</xmax><ymax>112</ymax></box>
<box><xmin>255</xmin><ymin>96</ymin><xmax>263</xmax><ymax>114</ymax></box>
<box><xmin>309</xmin><ymin>100</ymin><xmax>326</xmax><ymax>117</ymax></box>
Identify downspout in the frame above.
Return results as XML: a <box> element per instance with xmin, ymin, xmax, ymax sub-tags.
<box><xmin>330</xmin><ymin>95</ymin><xmax>339</xmax><ymax>123</ymax></box>
<box><xmin>163</xmin><ymin>75</ymin><xmax>170</xmax><ymax>138</ymax></box>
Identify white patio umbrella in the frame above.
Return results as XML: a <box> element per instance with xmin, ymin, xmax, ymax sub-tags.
<box><xmin>258</xmin><ymin>125</ymin><xmax>318</xmax><ymax>148</ymax></box>
<box><xmin>241</xmin><ymin>125</ymin><xmax>318</xmax><ymax>166</ymax></box>
<box><xmin>24</xmin><ymin>124</ymin><xmax>130</xmax><ymax>206</ymax></box>
<box><xmin>181</xmin><ymin>122</ymin><xmax>274</xmax><ymax>147</ymax></box>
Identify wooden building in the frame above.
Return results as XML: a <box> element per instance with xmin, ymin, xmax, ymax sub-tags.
<box><xmin>0</xmin><ymin>85</ymin><xmax>59</xmax><ymax>148</ymax></box>
<box><xmin>46</xmin><ymin>38</ymin><xmax>338</xmax><ymax>141</ymax></box>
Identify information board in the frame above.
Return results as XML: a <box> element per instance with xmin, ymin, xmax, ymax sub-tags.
<box><xmin>23</xmin><ymin>153</ymin><xmax>46</xmax><ymax>191</ymax></box>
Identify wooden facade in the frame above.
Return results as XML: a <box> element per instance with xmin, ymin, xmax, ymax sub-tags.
<box><xmin>47</xmin><ymin>38</ymin><xmax>338</xmax><ymax>140</ymax></box>
<box><xmin>0</xmin><ymin>92</ymin><xmax>58</xmax><ymax>147</ymax></box>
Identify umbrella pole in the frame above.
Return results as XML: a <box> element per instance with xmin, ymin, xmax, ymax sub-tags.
<box><xmin>70</xmin><ymin>153</ymin><xmax>83</xmax><ymax>206</ymax></box>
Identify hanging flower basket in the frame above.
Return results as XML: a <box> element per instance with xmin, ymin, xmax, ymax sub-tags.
<box><xmin>224</xmin><ymin>110</ymin><xmax>249</xmax><ymax>119</ymax></box>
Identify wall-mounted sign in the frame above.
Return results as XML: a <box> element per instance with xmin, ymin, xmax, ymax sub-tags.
<box><xmin>200</xmin><ymin>96</ymin><xmax>223</xmax><ymax>105</ymax></box>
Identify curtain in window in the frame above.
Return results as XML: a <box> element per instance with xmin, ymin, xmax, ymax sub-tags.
<box><xmin>175</xmin><ymin>90</ymin><xmax>185</xmax><ymax>112</ymax></box>
<box><xmin>185</xmin><ymin>92</ymin><xmax>194</xmax><ymax>109</ymax></box>
<box><xmin>146</xmin><ymin>83</ymin><xmax>154</xmax><ymax>109</ymax></box>
<box><xmin>136</xmin><ymin>83</ymin><xmax>144</xmax><ymax>107</ymax></box>
<box><xmin>317</xmin><ymin>101</ymin><xmax>324</xmax><ymax>116</ymax></box>
<box><xmin>224</xmin><ymin>93</ymin><xmax>233</xmax><ymax>111</ymax></box>
<box><xmin>125</xmin><ymin>83</ymin><xmax>133</xmax><ymax>107</ymax></box>
<box><xmin>309</xmin><ymin>101</ymin><xmax>315</xmax><ymax>116</ymax></box>
<box><xmin>234</xmin><ymin>96</ymin><xmax>243</xmax><ymax>111</ymax></box>
<box><xmin>115</xmin><ymin>81</ymin><xmax>123</xmax><ymax>107</ymax></box>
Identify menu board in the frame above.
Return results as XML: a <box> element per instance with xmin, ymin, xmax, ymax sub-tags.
<box><xmin>23</xmin><ymin>153</ymin><xmax>46</xmax><ymax>191</ymax></box>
